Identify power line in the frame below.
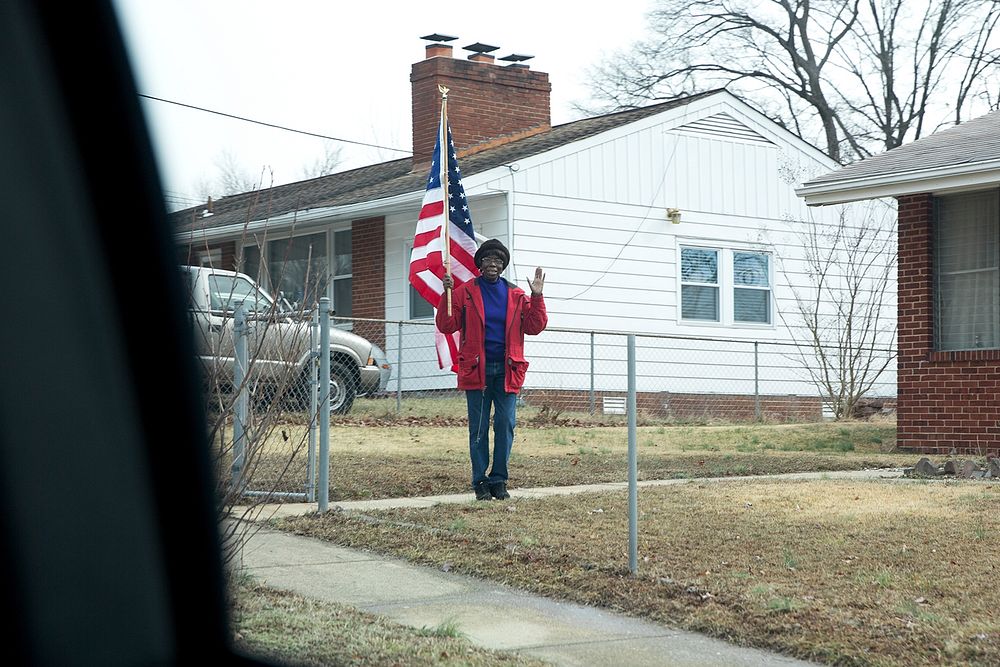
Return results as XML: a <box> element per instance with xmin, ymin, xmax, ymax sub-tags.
<box><xmin>138</xmin><ymin>94</ymin><xmax>413</xmax><ymax>155</ymax></box>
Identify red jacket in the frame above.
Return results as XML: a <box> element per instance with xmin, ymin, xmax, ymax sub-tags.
<box><xmin>436</xmin><ymin>278</ymin><xmax>548</xmax><ymax>392</ymax></box>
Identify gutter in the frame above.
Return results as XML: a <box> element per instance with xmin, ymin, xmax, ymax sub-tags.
<box><xmin>797</xmin><ymin>157</ymin><xmax>1000</xmax><ymax>206</ymax></box>
<box><xmin>174</xmin><ymin>188</ymin><xmax>425</xmax><ymax>244</ymax></box>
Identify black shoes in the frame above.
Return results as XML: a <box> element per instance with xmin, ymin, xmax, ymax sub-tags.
<box><xmin>489</xmin><ymin>481</ymin><xmax>510</xmax><ymax>500</ymax></box>
<box><xmin>474</xmin><ymin>481</ymin><xmax>492</xmax><ymax>501</ymax></box>
<box><xmin>474</xmin><ymin>480</ymin><xmax>510</xmax><ymax>500</ymax></box>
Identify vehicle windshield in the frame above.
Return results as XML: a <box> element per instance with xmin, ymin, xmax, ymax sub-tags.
<box><xmin>208</xmin><ymin>274</ymin><xmax>276</xmax><ymax>315</ymax></box>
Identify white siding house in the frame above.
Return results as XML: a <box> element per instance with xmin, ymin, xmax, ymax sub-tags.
<box><xmin>173</xmin><ymin>49</ymin><xmax>896</xmax><ymax>420</ymax></box>
<box><xmin>378</xmin><ymin>91</ymin><xmax>896</xmax><ymax>414</ymax></box>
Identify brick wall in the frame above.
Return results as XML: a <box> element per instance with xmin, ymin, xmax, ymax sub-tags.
<box><xmin>896</xmin><ymin>193</ymin><xmax>1000</xmax><ymax>457</ymax></box>
<box><xmin>177</xmin><ymin>240</ymin><xmax>236</xmax><ymax>270</ymax></box>
<box><xmin>411</xmin><ymin>46</ymin><xmax>551</xmax><ymax>168</ymax></box>
<box><xmin>519</xmin><ymin>389</ymin><xmax>822</xmax><ymax>423</ymax></box>
<box><xmin>351</xmin><ymin>216</ymin><xmax>386</xmax><ymax>349</ymax></box>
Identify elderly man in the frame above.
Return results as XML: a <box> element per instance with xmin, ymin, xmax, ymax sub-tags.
<box><xmin>439</xmin><ymin>239</ymin><xmax>547</xmax><ymax>500</ymax></box>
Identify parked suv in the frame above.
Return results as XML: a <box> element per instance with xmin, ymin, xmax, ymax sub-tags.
<box><xmin>181</xmin><ymin>265</ymin><xmax>390</xmax><ymax>413</ymax></box>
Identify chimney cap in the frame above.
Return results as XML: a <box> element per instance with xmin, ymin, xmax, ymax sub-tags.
<box><xmin>420</xmin><ymin>33</ymin><xmax>458</xmax><ymax>42</ymax></box>
<box><xmin>499</xmin><ymin>53</ymin><xmax>534</xmax><ymax>62</ymax></box>
<box><xmin>463</xmin><ymin>42</ymin><xmax>499</xmax><ymax>54</ymax></box>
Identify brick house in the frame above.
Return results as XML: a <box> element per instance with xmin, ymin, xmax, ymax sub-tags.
<box><xmin>172</xmin><ymin>40</ymin><xmax>888</xmax><ymax>420</ymax></box>
<box><xmin>798</xmin><ymin>111</ymin><xmax>1000</xmax><ymax>455</ymax></box>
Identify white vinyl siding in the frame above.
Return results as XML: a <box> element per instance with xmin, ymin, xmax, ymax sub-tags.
<box><xmin>935</xmin><ymin>189</ymin><xmax>1000</xmax><ymax>351</ymax></box>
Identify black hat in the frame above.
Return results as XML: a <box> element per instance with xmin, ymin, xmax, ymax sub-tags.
<box><xmin>474</xmin><ymin>239</ymin><xmax>509</xmax><ymax>270</ymax></box>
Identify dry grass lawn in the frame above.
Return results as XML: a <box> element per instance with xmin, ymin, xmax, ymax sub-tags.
<box><xmin>223</xmin><ymin>418</ymin><xmax>906</xmax><ymax>499</ymax></box>
<box><xmin>233</xmin><ymin>578</ymin><xmax>547</xmax><ymax>666</ymax></box>
<box><xmin>278</xmin><ymin>478</ymin><xmax>1000</xmax><ymax>666</ymax></box>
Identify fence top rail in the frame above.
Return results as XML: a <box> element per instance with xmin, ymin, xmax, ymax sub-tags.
<box><xmin>346</xmin><ymin>317</ymin><xmax>896</xmax><ymax>354</ymax></box>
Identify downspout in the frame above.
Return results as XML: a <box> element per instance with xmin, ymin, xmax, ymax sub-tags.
<box><xmin>483</xmin><ymin>163</ymin><xmax>519</xmax><ymax>279</ymax></box>
<box><xmin>498</xmin><ymin>164</ymin><xmax>520</xmax><ymax>280</ymax></box>
<box><xmin>506</xmin><ymin>165</ymin><xmax>517</xmax><ymax>272</ymax></box>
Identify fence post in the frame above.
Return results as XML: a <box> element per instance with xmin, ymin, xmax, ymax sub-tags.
<box><xmin>396</xmin><ymin>321</ymin><xmax>403</xmax><ymax>414</ymax></box>
<box><xmin>627</xmin><ymin>333</ymin><xmax>638</xmax><ymax>575</ymax></box>
<box><xmin>231</xmin><ymin>304</ymin><xmax>248</xmax><ymax>495</ymax></box>
<box><xmin>318</xmin><ymin>298</ymin><xmax>330</xmax><ymax>512</ymax></box>
<box><xmin>589</xmin><ymin>331</ymin><xmax>596</xmax><ymax>416</ymax></box>
<box><xmin>754</xmin><ymin>341</ymin><xmax>761</xmax><ymax>422</ymax></box>
<box><xmin>306</xmin><ymin>310</ymin><xmax>318</xmax><ymax>503</ymax></box>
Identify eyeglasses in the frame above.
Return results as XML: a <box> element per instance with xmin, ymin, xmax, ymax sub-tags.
<box><xmin>480</xmin><ymin>256</ymin><xmax>504</xmax><ymax>266</ymax></box>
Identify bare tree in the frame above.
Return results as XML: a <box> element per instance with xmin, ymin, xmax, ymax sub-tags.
<box><xmin>300</xmin><ymin>141</ymin><xmax>343</xmax><ymax>180</ymax></box>
<box><xmin>587</xmin><ymin>0</ymin><xmax>1000</xmax><ymax>162</ymax></box>
<box><xmin>769</xmin><ymin>201</ymin><xmax>897</xmax><ymax>419</ymax></box>
<box><xmin>215</xmin><ymin>149</ymin><xmax>262</xmax><ymax>195</ymax></box>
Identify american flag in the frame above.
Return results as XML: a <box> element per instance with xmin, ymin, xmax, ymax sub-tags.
<box><xmin>408</xmin><ymin>116</ymin><xmax>479</xmax><ymax>371</ymax></box>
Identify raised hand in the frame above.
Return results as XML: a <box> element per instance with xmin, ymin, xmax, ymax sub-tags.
<box><xmin>527</xmin><ymin>267</ymin><xmax>545</xmax><ymax>296</ymax></box>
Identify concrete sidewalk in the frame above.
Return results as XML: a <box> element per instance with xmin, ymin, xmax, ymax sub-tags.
<box><xmin>246</xmin><ymin>467</ymin><xmax>905</xmax><ymax>519</ymax></box>
<box><xmin>234</xmin><ymin>469</ymin><xmax>904</xmax><ymax>666</ymax></box>
<box><xmin>237</xmin><ymin>527</ymin><xmax>817</xmax><ymax>666</ymax></box>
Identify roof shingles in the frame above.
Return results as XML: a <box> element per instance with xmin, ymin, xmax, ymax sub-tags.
<box><xmin>802</xmin><ymin>109</ymin><xmax>1000</xmax><ymax>189</ymax></box>
<box><xmin>171</xmin><ymin>92</ymin><xmax>718</xmax><ymax>234</ymax></box>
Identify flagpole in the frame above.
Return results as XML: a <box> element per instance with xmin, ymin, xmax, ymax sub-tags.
<box><xmin>439</xmin><ymin>84</ymin><xmax>452</xmax><ymax>316</ymax></box>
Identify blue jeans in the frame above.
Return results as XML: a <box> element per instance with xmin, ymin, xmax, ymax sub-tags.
<box><xmin>466</xmin><ymin>361</ymin><xmax>517</xmax><ymax>487</ymax></box>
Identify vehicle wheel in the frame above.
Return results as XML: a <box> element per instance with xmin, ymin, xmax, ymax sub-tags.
<box><xmin>328</xmin><ymin>361</ymin><xmax>356</xmax><ymax>415</ymax></box>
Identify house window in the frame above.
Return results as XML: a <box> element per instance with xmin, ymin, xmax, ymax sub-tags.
<box><xmin>331</xmin><ymin>229</ymin><xmax>352</xmax><ymax>317</ymax></box>
<box><xmin>241</xmin><ymin>244</ymin><xmax>261</xmax><ymax>282</ymax></box>
<box><xmin>405</xmin><ymin>242</ymin><xmax>435</xmax><ymax>319</ymax></box>
<box><xmin>680</xmin><ymin>245</ymin><xmax>771</xmax><ymax>326</ymax></box>
<box><xmin>733</xmin><ymin>252</ymin><xmax>771</xmax><ymax>324</ymax></box>
<box><xmin>268</xmin><ymin>232</ymin><xmax>329</xmax><ymax>310</ymax></box>
<box><xmin>680</xmin><ymin>247</ymin><xmax>719</xmax><ymax>321</ymax></box>
<box><xmin>410</xmin><ymin>286</ymin><xmax>434</xmax><ymax>319</ymax></box>
<box><xmin>198</xmin><ymin>248</ymin><xmax>222</xmax><ymax>268</ymax></box>
<box><xmin>935</xmin><ymin>190</ymin><xmax>1000</xmax><ymax>350</ymax></box>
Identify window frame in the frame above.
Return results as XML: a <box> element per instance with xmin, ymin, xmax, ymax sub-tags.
<box><xmin>238</xmin><ymin>224</ymin><xmax>353</xmax><ymax>316</ymax></box>
<box><xmin>677</xmin><ymin>241</ymin><xmax>774</xmax><ymax>329</ymax></box>
<box><xmin>933</xmin><ymin>189</ymin><xmax>1000</xmax><ymax>351</ymax></box>
<box><xmin>404</xmin><ymin>240</ymin><xmax>435</xmax><ymax>320</ymax></box>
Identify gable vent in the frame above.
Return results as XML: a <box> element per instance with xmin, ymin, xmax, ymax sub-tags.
<box><xmin>674</xmin><ymin>112</ymin><xmax>773</xmax><ymax>144</ymax></box>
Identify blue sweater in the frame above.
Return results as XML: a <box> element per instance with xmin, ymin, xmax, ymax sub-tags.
<box><xmin>479</xmin><ymin>277</ymin><xmax>508</xmax><ymax>363</ymax></box>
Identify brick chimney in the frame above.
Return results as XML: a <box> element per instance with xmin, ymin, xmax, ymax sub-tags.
<box><xmin>411</xmin><ymin>42</ymin><xmax>551</xmax><ymax>169</ymax></box>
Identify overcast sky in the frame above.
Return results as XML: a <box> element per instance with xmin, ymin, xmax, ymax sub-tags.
<box><xmin>112</xmin><ymin>0</ymin><xmax>654</xmax><ymax>211</ymax></box>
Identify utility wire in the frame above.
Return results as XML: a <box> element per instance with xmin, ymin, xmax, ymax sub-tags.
<box><xmin>138</xmin><ymin>94</ymin><xmax>413</xmax><ymax>155</ymax></box>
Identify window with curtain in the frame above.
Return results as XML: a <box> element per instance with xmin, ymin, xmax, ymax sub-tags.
<box><xmin>680</xmin><ymin>245</ymin><xmax>772</xmax><ymax>326</ymax></box>
<box><xmin>935</xmin><ymin>190</ymin><xmax>1000</xmax><ymax>350</ymax></box>
<box><xmin>733</xmin><ymin>251</ymin><xmax>771</xmax><ymax>324</ymax></box>
<box><xmin>680</xmin><ymin>247</ymin><xmax>719</xmax><ymax>321</ymax></box>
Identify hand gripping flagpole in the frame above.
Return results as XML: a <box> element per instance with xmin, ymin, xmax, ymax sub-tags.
<box><xmin>439</xmin><ymin>84</ymin><xmax>453</xmax><ymax>316</ymax></box>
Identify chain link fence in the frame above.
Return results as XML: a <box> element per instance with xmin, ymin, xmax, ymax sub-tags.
<box><xmin>197</xmin><ymin>308</ymin><xmax>896</xmax><ymax>505</ymax></box>
<box><xmin>344</xmin><ymin>317</ymin><xmax>896</xmax><ymax>423</ymax></box>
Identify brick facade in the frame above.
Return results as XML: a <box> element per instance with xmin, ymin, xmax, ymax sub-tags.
<box><xmin>519</xmin><ymin>389</ymin><xmax>822</xmax><ymax>423</ymax></box>
<box><xmin>351</xmin><ymin>216</ymin><xmax>386</xmax><ymax>349</ymax></box>
<box><xmin>896</xmin><ymin>193</ymin><xmax>1000</xmax><ymax>456</ymax></box>
<box><xmin>178</xmin><ymin>240</ymin><xmax>236</xmax><ymax>270</ymax></box>
<box><xmin>411</xmin><ymin>45</ymin><xmax>551</xmax><ymax>169</ymax></box>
